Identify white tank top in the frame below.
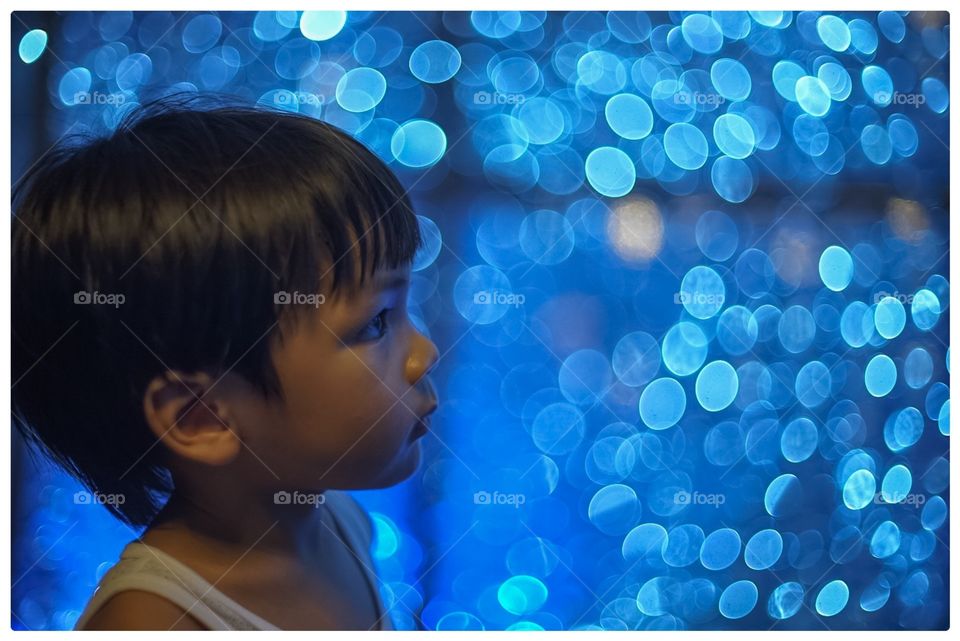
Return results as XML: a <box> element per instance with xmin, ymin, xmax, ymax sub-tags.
<box><xmin>74</xmin><ymin>490</ymin><xmax>393</xmax><ymax>630</ymax></box>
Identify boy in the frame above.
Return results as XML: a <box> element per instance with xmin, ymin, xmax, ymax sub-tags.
<box><xmin>11</xmin><ymin>96</ymin><xmax>439</xmax><ymax>630</ymax></box>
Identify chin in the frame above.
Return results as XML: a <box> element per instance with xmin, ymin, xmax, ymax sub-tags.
<box><xmin>368</xmin><ymin>440</ymin><xmax>423</xmax><ymax>488</ymax></box>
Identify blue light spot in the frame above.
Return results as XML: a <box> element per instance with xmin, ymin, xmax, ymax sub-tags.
<box><xmin>795</xmin><ymin>361</ymin><xmax>831</xmax><ymax>408</ymax></box>
<box><xmin>815</xmin><ymin>580</ymin><xmax>849</xmax><ymax>616</ymax></box>
<box><xmin>888</xmin><ymin>116</ymin><xmax>918</xmax><ymax>156</ymax></box>
<box><xmin>300</xmin><ymin>10</ymin><xmax>347</xmax><ymax>41</ymax></box>
<box><xmin>587</xmin><ymin>484</ymin><xmax>639</xmax><ymax>535</ymax></box>
<box><xmin>878</xmin><ymin>11</ymin><xmax>906</xmax><ymax>43</ymax></box>
<box><xmin>453</xmin><ymin>264</ymin><xmax>513</xmax><ymax>324</ymax></box>
<box><xmin>744</xmin><ymin>529</ymin><xmax>783</xmax><ymax>570</ymax></box>
<box><xmin>636</xmin><ymin>577</ymin><xmax>673</xmax><ymax>616</ymax></box>
<box><xmin>576</xmin><ymin>50</ymin><xmax>626</xmax><ymax>95</ymax></box>
<box><xmin>887</xmin><ymin>406</ymin><xmax>924</xmax><ymax>451</ymax></box>
<box><xmin>819</xmin><ymin>246</ymin><xmax>854</xmax><ymax>291</ymax></box>
<box><xmin>695</xmin><ymin>360</ymin><xmax>739</xmax><ymax>412</ymax></box>
<box><xmin>181</xmin><ymin>14</ymin><xmax>222</xmax><ymax>53</ymax></box>
<box><xmin>336</xmin><ymin>67</ymin><xmax>387</xmax><ymax>112</ymax></box>
<box><xmin>921</xmin><ymin>77</ymin><xmax>949</xmax><ymax>114</ymax></box>
<box><xmin>700</xmin><ymin>528</ymin><xmax>741</xmax><ymax>570</ymax></box>
<box><xmin>517</xmin><ymin>98</ymin><xmax>565</xmax><ymax>145</ymax></box>
<box><xmin>411</xmin><ymin>215</ymin><xmax>442</xmax><ymax>272</ymax></box>
<box><xmin>796</xmin><ymin>76</ymin><xmax>831</xmax><ymax>116</ymax></box>
<box><xmin>881</xmin><ymin>464</ymin><xmax>913</xmax><ymax>503</ymax></box>
<box><xmin>662</xmin><ymin>524</ymin><xmax>704</xmax><ymax>567</ymax></box>
<box><xmin>662</xmin><ymin>322</ymin><xmax>709</xmax><ymax>376</ymax></box>
<box><xmin>492</xmin><ymin>54</ymin><xmax>541</xmax><ymax>94</ymax></box>
<box><xmin>680</xmin><ymin>266</ymin><xmax>725</xmax><ymax>319</ymax></box>
<box><xmin>911</xmin><ymin>288</ymin><xmax>941</xmax><ymax>330</ymax></box>
<box><xmin>768</xmin><ymin>582</ymin><xmax>804</xmax><ymax>620</ymax></box>
<box><xmin>498</xmin><ymin>575</ymin><xmax>548</xmax><ymax>615</ymax></box>
<box><xmin>519</xmin><ymin>209</ymin><xmax>574</xmax><ymax>265</ymax></box>
<box><xmin>695</xmin><ymin>210</ymin><xmax>739</xmax><ymax>261</ymax></box>
<box><xmin>778</xmin><ymin>305</ymin><xmax>816</xmax><ymax>353</ymax></box>
<box><xmin>816</xmin><ymin>15</ymin><xmax>851</xmax><ymax>51</ymax></box>
<box><xmin>409</xmin><ymin>40</ymin><xmax>461</xmax><ymax>84</ymax></box>
<box><xmin>713</xmin><ymin>113</ymin><xmax>756</xmax><ymax>159</ymax></box>
<box><xmin>840</xmin><ymin>301</ymin><xmax>873</xmax><ymax>347</ymax></box>
<box><xmin>436</xmin><ymin>612</ymin><xmax>484</xmax><ymax>630</ymax></box>
<box><xmin>612</xmin><ymin>331</ymin><xmax>661</xmax><ymax>387</ymax></box>
<box><xmin>904</xmin><ymin>347</ymin><xmax>934</xmax><ymax>389</ymax></box>
<box><xmin>681</xmin><ymin>14</ymin><xmax>723</xmax><ymax>53</ymax></box>
<box><xmin>664</xmin><ymin>122</ymin><xmax>709</xmax><ymax>170</ymax></box>
<box><xmin>734</xmin><ymin>248</ymin><xmax>775</xmax><ymax>296</ymax></box>
<box><xmin>253</xmin><ymin>11</ymin><xmax>294</xmax><ymax>42</ymax></box>
<box><xmin>274</xmin><ymin>38</ymin><xmax>320</xmax><ymax>80</ymax></box>
<box><xmin>772</xmin><ymin>60</ymin><xmax>805</xmax><ymax>101</ymax></box>
<box><xmin>58</xmin><ymin>67</ymin><xmax>92</xmax><ymax>106</ymax></box>
<box><xmin>817</xmin><ymin>62</ymin><xmax>852</xmax><ymax>100</ymax></box>
<box><xmin>764</xmin><ymin>473</ymin><xmax>802</xmax><ymax>518</ymax></box>
<box><xmin>391</xmin><ymin>119</ymin><xmax>446</xmax><ymax>167</ymax></box>
<box><xmin>781</xmin><ymin>417</ymin><xmax>818</xmax><ymax>463</ymax></box>
<box><xmin>921</xmin><ymin>496</ymin><xmax>947</xmax><ymax>530</ymax></box>
<box><xmin>938</xmin><ymin>399</ymin><xmax>949</xmax><ymax>436</ymax></box>
<box><xmin>719</xmin><ymin>580</ymin><xmax>758</xmax><ymax>619</ymax></box>
<box><xmin>717</xmin><ymin>306</ymin><xmax>758</xmax><ymax>356</ymax></box>
<box><xmin>860</xmin><ymin>581</ymin><xmax>891</xmax><ymax>612</ymax></box>
<box><xmin>18</xmin><ymin>29</ymin><xmax>47</xmax><ymax>64</ymax></box>
<box><xmin>605</xmin><ymin>94</ymin><xmax>653</xmax><ymax>140</ymax></box>
<box><xmin>622</xmin><ymin>523</ymin><xmax>668</xmax><ymax>562</ymax></box>
<box><xmin>869</xmin><ymin>521</ymin><xmax>901</xmax><ymax>559</ymax></box>
<box><xmin>711</xmin><ymin>156</ymin><xmax>754</xmax><ymax>203</ymax></box>
<box><xmin>842</xmin><ymin>469</ymin><xmax>876</xmax><ymax>510</ymax></box>
<box><xmin>874</xmin><ymin>296</ymin><xmax>906</xmax><ymax>339</ymax></box>
<box><xmin>531</xmin><ymin>402</ymin><xmax>585</xmax><ymax>455</ymax></box>
<box><xmin>704</xmin><ymin>420</ymin><xmax>744</xmax><ymax>466</ymax></box>
<box><xmin>371</xmin><ymin>513</ymin><xmax>399</xmax><ymax>558</ymax></box>
<box><xmin>639</xmin><ymin>378</ymin><xmax>686</xmax><ymax>430</ymax></box>
<box><xmin>710</xmin><ymin>58</ymin><xmax>751</xmax><ymax>101</ymax></box>
<box><xmin>862</xmin><ymin>65</ymin><xmax>894</xmax><ymax>106</ymax></box>
<box><xmin>861</xmin><ymin>124</ymin><xmax>892</xmax><ymax>165</ymax></box>
<box><xmin>585</xmin><ymin>147</ymin><xmax>635</xmax><ymax>198</ymax></box>
<box><xmin>864</xmin><ymin>354</ymin><xmax>897</xmax><ymax>397</ymax></box>
<box><xmin>559</xmin><ymin>349</ymin><xmax>612</xmax><ymax>405</ymax></box>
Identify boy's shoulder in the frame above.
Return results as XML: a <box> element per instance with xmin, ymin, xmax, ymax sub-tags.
<box><xmin>79</xmin><ymin>590</ymin><xmax>206</xmax><ymax>630</ymax></box>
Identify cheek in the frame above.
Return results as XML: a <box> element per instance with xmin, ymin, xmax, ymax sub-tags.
<box><xmin>279</xmin><ymin>349</ymin><xmax>415</xmax><ymax>453</ymax></box>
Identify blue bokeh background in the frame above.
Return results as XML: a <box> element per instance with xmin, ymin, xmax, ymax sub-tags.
<box><xmin>11</xmin><ymin>10</ymin><xmax>950</xmax><ymax>630</ymax></box>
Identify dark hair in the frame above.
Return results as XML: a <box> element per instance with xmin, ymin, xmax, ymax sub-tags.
<box><xmin>11</xmin><ymin>95</ymin><xmax>422</xmax><ymax>527</ymax></box>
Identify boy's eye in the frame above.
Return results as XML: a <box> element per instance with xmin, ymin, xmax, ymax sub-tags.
<box><xmin>354</xmin><ymin>308</ymin><xmax>390</xmax><ymax>342</ymax></box>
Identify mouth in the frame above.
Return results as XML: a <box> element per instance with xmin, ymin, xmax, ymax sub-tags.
<box><xmin>410</xmin><ymin>417</ymin><xmax>430</xmax><ymax>440</ymax></box>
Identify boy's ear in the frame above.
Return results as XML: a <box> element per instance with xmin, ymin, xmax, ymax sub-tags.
<box><xmin>142</xmin><ymin>370</ymin><xmax>241</xmax><ymax>466</ymax></box>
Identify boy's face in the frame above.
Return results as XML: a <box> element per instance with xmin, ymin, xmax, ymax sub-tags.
<box><xmin>227</xmin><ymin>263</ymin><xmax>439</xmax><ymax>492</ymax></box>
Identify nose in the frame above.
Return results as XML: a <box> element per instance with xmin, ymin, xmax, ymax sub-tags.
<box><xmin>406</xmin><ymin>328</ymin><xmax>439</xmax><ymax>391</ymax></box>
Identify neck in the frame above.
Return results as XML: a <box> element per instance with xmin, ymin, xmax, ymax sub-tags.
<box><xmin>146</xmin><ymin>485</ymin><xmax>332</xmax><ymax>561</ymax></box>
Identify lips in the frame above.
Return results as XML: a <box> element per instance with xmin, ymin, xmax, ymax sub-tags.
<box><xmin>410</xmin><ymin>376</ymin><xmax>438</xmax><ymax>440</ymax></box>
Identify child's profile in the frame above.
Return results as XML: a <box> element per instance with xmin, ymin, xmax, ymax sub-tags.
<box><xmin>11</xmin><ymin>96</ymin><xmax>439</xmax><ymax>630</ymax></box>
